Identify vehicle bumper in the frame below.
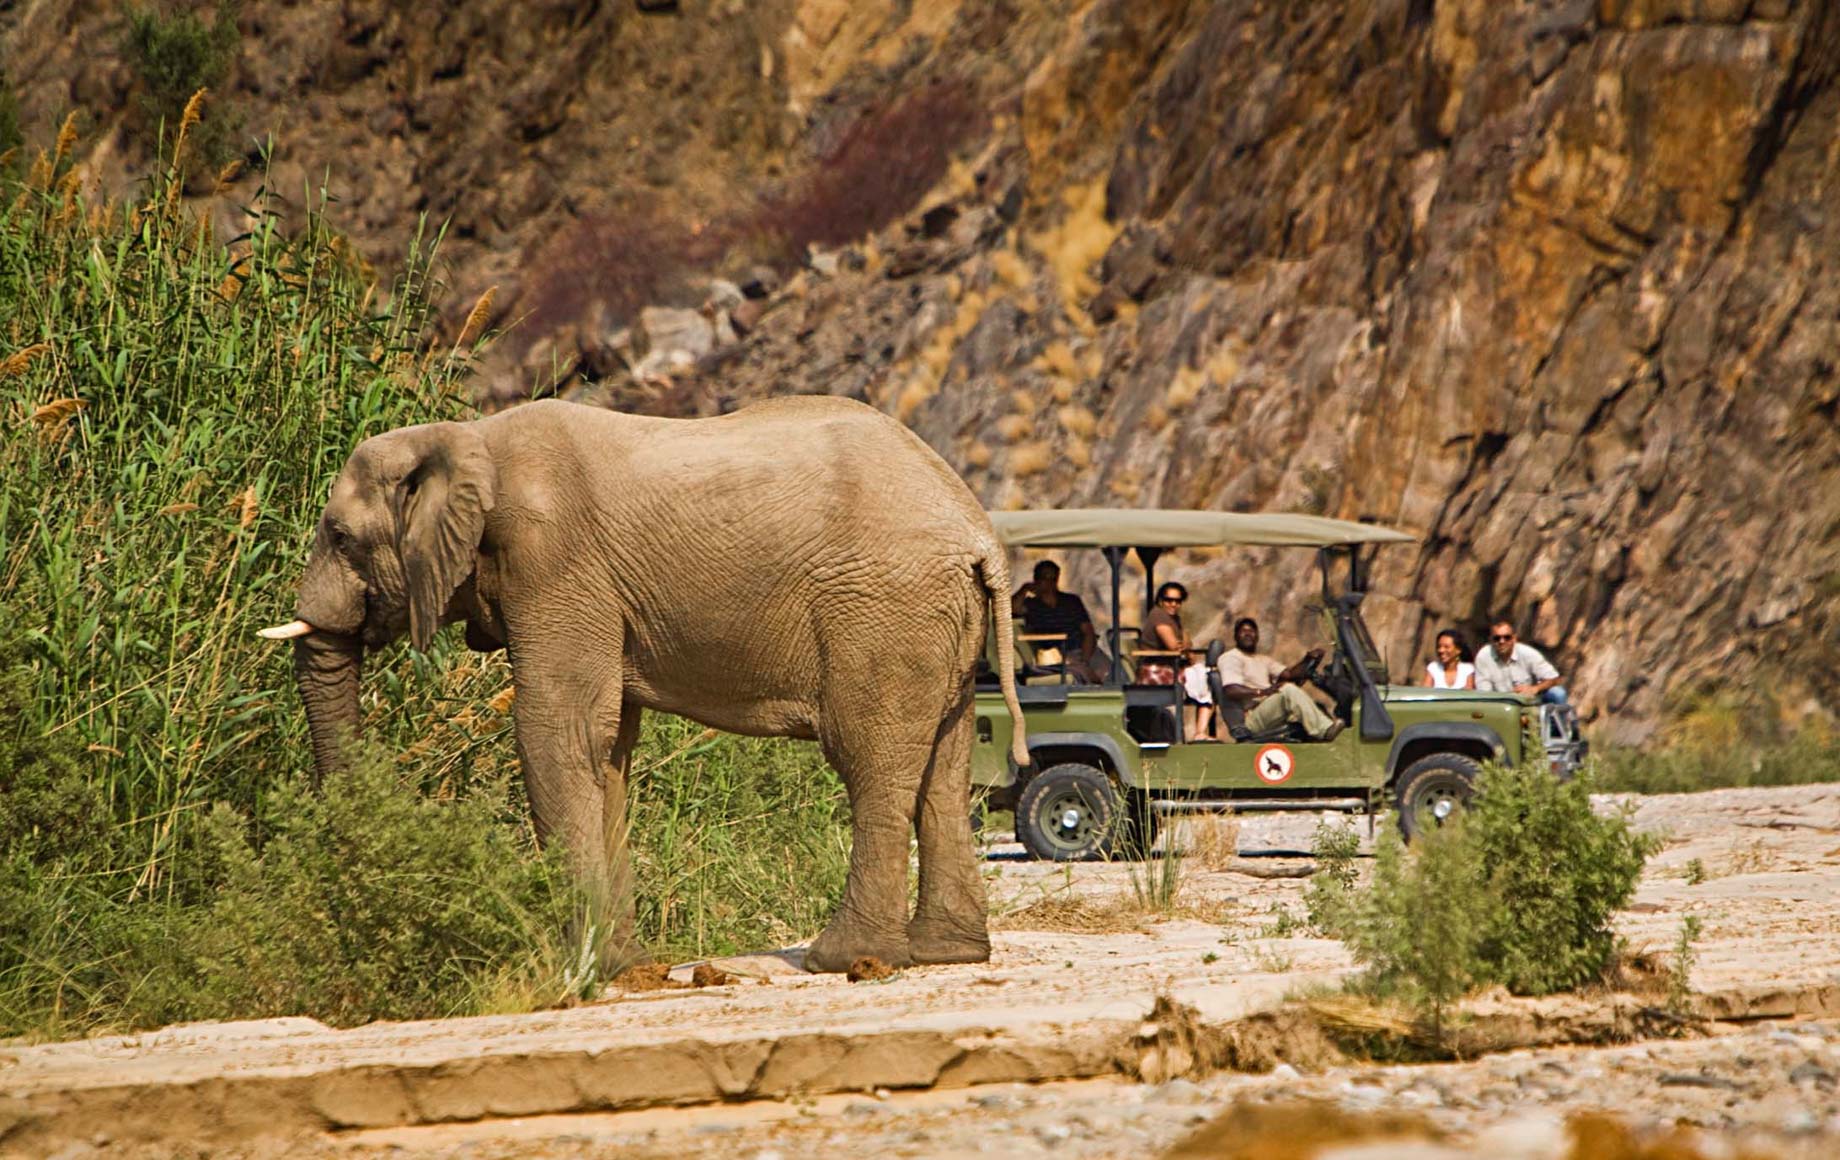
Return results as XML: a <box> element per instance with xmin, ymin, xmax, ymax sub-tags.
<box><xmin>1541</xmin><ymin>702</ymin><xmax>1588</xmax><ymax>777</ymax></box>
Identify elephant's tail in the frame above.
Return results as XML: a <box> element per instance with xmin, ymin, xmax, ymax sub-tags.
<box><xmin>974</xmin><ymin>541</ymin><xmax>1031</xmax><ymax>769</ymax></box>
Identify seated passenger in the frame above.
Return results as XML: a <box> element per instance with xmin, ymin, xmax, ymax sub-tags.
<box><xmin>1011</xmin><ymin>560</ymin><xmax>1101</xmax><ymax>683</ymax></box>
<box><xmin>1215</xmin><ymin>617</ymin><xmax>1343</xmax><ymax>742</ymax></box>
<box><xmin>1423</xmin><ymin>628</ymin><xmax>1477</xmax><ymax>689</ymax></box>
<box><xmin>1473</xmin><ymin>619</ymin><xmax>1568</xmax><ymax>704</ymax></box>
<box><xmin>1138</xmin><ymin>582</ymin><xmax>1213</xmax><ymax>740</ymax></box>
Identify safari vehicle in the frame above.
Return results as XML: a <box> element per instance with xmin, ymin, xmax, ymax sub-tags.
<box><xmin>971</xmin><ymin>510</ymin><xmax>1588</xmax><ymax>860</ymax></box>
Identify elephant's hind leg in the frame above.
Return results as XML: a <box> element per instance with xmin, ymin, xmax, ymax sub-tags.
<box><xmin>909</xmin><ymin>687</ymin><xmax>991</xmax><ymax>965</ymax></box>
<box><xmin>803</xmin><ymin>722</ymin><xmax>929</xmax><ymax>973</ymax></box>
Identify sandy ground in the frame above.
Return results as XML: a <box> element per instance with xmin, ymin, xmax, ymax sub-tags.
<box><xmin>3</xmin><ymin>784</ymin><xmax>1838</xmax><ymax>1158</ymax></box>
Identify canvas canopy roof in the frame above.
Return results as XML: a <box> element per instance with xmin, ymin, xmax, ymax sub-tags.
<box><xmin>989</xmin><ymin>509</ymin><xmax>1416</xmax><ymax>550</ymax></box>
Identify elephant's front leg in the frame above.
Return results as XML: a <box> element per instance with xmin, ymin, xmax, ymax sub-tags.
<box><xmin>509</xmin><ymin>637</ymin><xmax>643</xmax><ymax>973</ymax></box>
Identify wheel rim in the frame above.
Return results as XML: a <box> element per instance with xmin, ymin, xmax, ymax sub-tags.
<box><xmin>1035</xmin><ymin>786</ymin><xmax>1103</xmax><ymax>855</ymax></box>
<box><xmin>1406</xmin><ymin>774</ymin><xmax>1470</xmax><ymax>829</ymax></box>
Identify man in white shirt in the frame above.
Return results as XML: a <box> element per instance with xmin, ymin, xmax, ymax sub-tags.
<box><xmin>1473</xmin><ymin>620</ymin><xmax>1568</xmax><ymax>704</ymax></box>
<box><xmin>1215</xmin><ymin>618</ymin><xmax>1343</xmax><ymax>742</ymax></box>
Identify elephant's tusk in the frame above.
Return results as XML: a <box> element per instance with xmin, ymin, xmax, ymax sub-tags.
<box><xmin>257</xmin><ymin>619</ymin><xmax>315</xmax><ymax>640</ymax></box>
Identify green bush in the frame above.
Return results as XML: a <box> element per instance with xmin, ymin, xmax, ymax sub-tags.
<box><xmin>1465</xmin><ymin>761</ymin><xmax>1657</xmax><ymax>995</ymax></box>
<box><xmin>1315</xmin><ymin>762</ymin><xmax>1658</xmax><ymax>1033</ymax></box>
<box><xmin>121</xmin><ymin>0</ymin><xmax>242</xmax><ymax>169</ymax></box>
<box><xmin>179</xmin><ymin>754</ymin><xmax>590</xmax><ymax>1026</ymax></box>
<box><xmin>1595</xmin><ymin>694</ymin><xmax>1840</xmax><ymax>795</ymax></box>
<box><xmin>1344</xmin><ymin>823</ymin><xmax>1489</xmax><ymax>1039</ymax></box>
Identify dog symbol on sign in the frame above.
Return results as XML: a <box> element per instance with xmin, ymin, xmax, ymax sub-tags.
<box><xmin>1254</xmin><ymin>743</ymin><xmax>1295</xmax><ymax>785</ymax></box>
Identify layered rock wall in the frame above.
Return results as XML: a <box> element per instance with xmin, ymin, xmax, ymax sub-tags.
<box><xmin>7</xmin><ymin>0</ymin><xmax>1837</xmax><ymax>740</ymax></box>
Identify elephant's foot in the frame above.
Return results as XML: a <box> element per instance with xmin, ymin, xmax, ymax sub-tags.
<box><xmin>803</xmin><ymin>921</ymin><xmax>913</xmax><ymax>974</ymax></box>
<box><xmin>907</xmin><ymin>916</ymin><xmax>991</xmax><ymax>965</ymax></box>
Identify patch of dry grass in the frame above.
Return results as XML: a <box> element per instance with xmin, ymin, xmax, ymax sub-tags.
<box><xmin>1183</xmin><ymin>815</ymin><xmax>1244</xmax><ymax>871</ymax></box>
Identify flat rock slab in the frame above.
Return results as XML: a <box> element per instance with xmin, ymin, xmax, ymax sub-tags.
<box><xmin>3</xmin><ymin>785</ymin><xmax>1837</xmax><ymax>1154</ymax></box>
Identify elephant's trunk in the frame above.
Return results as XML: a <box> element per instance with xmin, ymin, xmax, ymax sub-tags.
<box><xmin>294</xmin><ymin>630</ymin><xmax>363</xmax><ymax>786</ymax></box>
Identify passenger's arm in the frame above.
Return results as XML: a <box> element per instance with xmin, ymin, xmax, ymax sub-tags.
<box><xmin>1278</xmin><ymin>648</ymin><xmax>1326</xmax><ymax>684</ymax></box>
<box><xmin>1515</xmin><ymin>649</ymin><xmax>1561</xmax><ymax>695</ymax></box>
<box><xmin>1153</xmin><ymin>621</ymin><xmax>1183</xmax><ymax>651</ymax></box>
<box><xmin>1010</xmin><ymin>585</ymin><xmax>1033</xmax><ymax>618</ymax></box>
<box><xmin>1079</xmin><ymin>619</ymin><xmax>1097</xmax><ymax>661</ymax></box>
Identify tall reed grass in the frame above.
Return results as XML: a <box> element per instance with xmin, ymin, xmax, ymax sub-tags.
<box><xmin>0</xmin><ymin>123</ymin><xmax>850</xmax><ymax>1037</ymax></box>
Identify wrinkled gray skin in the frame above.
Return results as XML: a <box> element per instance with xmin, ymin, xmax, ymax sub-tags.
<box><xmin>289</xmin><ymin>396</ymin><xmax>1027</xmax><ymax>972</ymax></box>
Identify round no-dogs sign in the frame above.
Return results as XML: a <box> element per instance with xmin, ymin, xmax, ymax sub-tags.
<box><xmin>1254</xmin><ymin>743</ymin><xmax>1295</xmax><ymax>785</ymax></box>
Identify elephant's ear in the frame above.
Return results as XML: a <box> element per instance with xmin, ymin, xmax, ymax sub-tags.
<box><xmin>393</xmin><ymin>423</ymin><xmax>497</xmax><ymax>652</ymax></box>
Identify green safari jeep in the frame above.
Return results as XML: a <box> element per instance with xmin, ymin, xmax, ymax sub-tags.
<box><xmin>971</xmin><ymin>509</ymin><xmax>1589</xmax><ymax>860</ymax></box>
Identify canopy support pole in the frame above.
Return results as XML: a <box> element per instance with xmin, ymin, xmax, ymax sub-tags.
<box><xmin>1104</xmin><ymin>546</ymin><xmax>1126</xmax><ymax>686</ymax></box>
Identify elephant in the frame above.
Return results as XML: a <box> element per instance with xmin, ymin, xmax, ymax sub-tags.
<box><xmin>260</xmin><ymin>395</ymin><xmax>1028</xmax><ymax>973</ymax></box>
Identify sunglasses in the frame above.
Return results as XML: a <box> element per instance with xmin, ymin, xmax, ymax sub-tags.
<box><xmin>1490</xmin><ymin>633</ymin><xmax>1515</xmax><ymax>642</ymax></box>
<box><xmin>1159</xmin><ymin>595</ymin><xmax>1184</xmax><ymax>604</ymax></box>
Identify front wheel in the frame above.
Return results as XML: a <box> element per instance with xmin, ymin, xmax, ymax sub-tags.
<box><xmin>1016</xmin><ymin>762</ymin><xmax>1130</xmax><ymax>862</ymax></box>
<box><xmin>1393</xmin><ymin>752</ymin><xmax>1481</xmax><ymax>842</ymax></box>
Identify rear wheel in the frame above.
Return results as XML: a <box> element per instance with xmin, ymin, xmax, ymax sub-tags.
<box><xmin>1394</xmin><ymin>752</ymin><xmax>1481</xmax><ymax>841</ymax></box>
<box><xmin>1016</xmin><ymin>762</ymin><xmax>1130</xmax><ymax>862</ymax></box>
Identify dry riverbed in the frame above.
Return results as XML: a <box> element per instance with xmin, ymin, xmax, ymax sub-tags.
<box><xmin>3</xmin><ymin>784</ymin><xmax>1837</xmax><ymax>1158</ymax></box>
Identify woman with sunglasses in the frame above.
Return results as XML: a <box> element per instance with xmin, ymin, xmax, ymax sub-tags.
<box><xmin>1139</xmin><ymin>583</ymin><xmax>1214</xmax><ymax>740</ymax></box>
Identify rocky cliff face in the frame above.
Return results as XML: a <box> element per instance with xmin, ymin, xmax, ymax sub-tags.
<box><xmin>8</xmin><ymin>0</ymin><xmax>1838</xmax><ymax>742</ymax></box>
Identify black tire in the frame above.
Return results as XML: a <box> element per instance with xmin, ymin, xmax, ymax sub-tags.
<box><xmin>1015</xmin><ymin>762</ymin><xmax>1130</xmax><ymax>862</ymax></box>
<box><xmin>1393</xmin><ymin>752</ymin><xmax>1482</xmax><ymax>842</ymax></box>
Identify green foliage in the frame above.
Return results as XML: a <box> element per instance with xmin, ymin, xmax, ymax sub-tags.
<box><xmin>1128</xmin><ymin>847</ymin><xmax>1183</xmax><ymax>915</ymax></box>
<box><xmin>120</xmin><ymin>1</ymin><xmax>242</xmax><ymax>168</ymax></box>
<box><xmin>0</xmin><ymin>135</ymin><xmax>538</xmax><ymax>1038</ymax></box>
<box><xmin>1465</xmin><ymin>761</ymin><xmax>1658</xmax><ymax>995</ymax></box>
<box><xmin>0</xmin><ymin>141</ymin><xmax>858</xmax><ymax>1038</ymax></box>
<box><xmin>1667</xmin><ymin>914</ymin><xmax>1703</xmax><ymax>1019</ymax></box>
<box><xmin>1351</xmin><ymin>823</ymin><xmax>1488</xmax><ymax>1039</ymax></box>
<box><xmin>179</xmin><ymin>753</ymin><xmax>590</xmax><ymax>1027</ymax></box>
<box><xmin>1257</xmin><ymin>905</ymin><xmax>1305</xmax><ymax>939</ymax></box>
<box><xmin>629</xmin><ymin>716</ymin><xmax>850</xmax><ymax>961</ymax></box>
<box><xmin>1316</xmin><ymin>762</ymin><xmax>1658</xmax><ymax>1037</ymax></box>
<box><xmin>1303</xmin><ymin>819</ymin><xmax>1361</xmax><ymax>934</ymax></box>
<box><xmin>1595</xmin><ymin>689</ymin><xmax>1840</xmax><ymax>794</ymax></box>
<box><xmin>0</xmin><ymin>740</ymin><xmax>589</xmax><ymax>1035</ymax></box>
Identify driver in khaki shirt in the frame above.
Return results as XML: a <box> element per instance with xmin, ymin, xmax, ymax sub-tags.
<box><xmin>1215</xmin><ymin>618</ymin><xmax>1344</xmax><ymax>742</ymax></box>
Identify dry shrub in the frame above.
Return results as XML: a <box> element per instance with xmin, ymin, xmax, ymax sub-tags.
<box><xmin>1185</xmin><ymin>814</ymin><xmax>1243</xmax><ymax>871</ymax></box>
<box><xmin>995</xmin><ymin>413</ymin><xmax>1033</xmax><ymax>442</ymax></box>
<box><xmin>1008</xmin><ymin>440</ymin><xmax>1053</xmax><ymax>477</ymax></box>
<box><xmin>995</xmin><ymin>894</ymin><xmax>1137</xmax><ymax>933</ymax></box>
<box><xmin>1029</xmin><ymin>179</ymin><xmax>1119</xmax><ymax>321</ymax></box>
<box><xmin>1056</xmin><ymin>404</ymin><xmax>1097</xmax><ymax>438</ymax></box>
<box><xmin>1165</xmin><ymin>364</ymin><xmax>1203</xmax><ymax>409</ymax></box>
